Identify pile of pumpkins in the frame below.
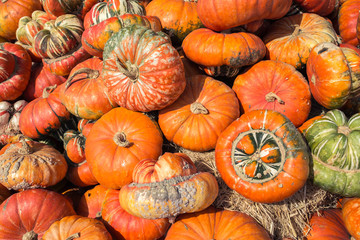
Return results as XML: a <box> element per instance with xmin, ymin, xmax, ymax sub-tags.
<box><xmin>0</xmin><ymin>0</ymin><xmax>360</xmax><ymax>239</ymax></box>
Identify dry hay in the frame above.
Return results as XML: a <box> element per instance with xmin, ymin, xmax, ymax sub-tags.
<box><xmin>180</xmin><ymin>148</ymin><xmax>340</xmax><ymax>240</ymax></box>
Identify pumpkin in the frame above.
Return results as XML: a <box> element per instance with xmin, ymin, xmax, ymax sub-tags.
<box><xmin>60</xmin><ymin>57</ymin><xmax>117</xmax><ymax>120</ymax></box>
<box><xmin>119</xmin><ymin>152</ymin><xmax>219</xmax><ymax>219</ymax></box>
<box><xmin>158</xmin><ymin>74</ymin><xmax>240</xmax><ymax>152</ymax></box>
<box><xmin>63</xmin><ymin>129</ymin><xmax>86</xmax><ymax>164</ymax></box>
<box><xmin>66</xmin><ymin>160</ymin><xmax>99</xmax><ymax>187</ymax></box>
<box><xmin>77</xmin><ymin>184</ymin><xmax>108</xmax><ymax>219</ymax></box>
<box><xmin>306</xmin><ymin>42</ymin><xmax>353</xmax><ymax>109</ymax></box>
<box><xmin>0</xmin><ymin>43</ymin><xmax>32</xmax><ymax>101</ymax></box>
<box><xmin>196</xmin><ymin>0</ymin><xmax>292</xmax><ymax>32</ymax></box>
<box><xmin>338</xmin><ymin>0</ymin><xmax>360</xmax><ymax>46</ymax></box>
<box><xmin>341</xmin><ymin>45</ymin><xmax>360</xmax><ymax>100</ymax></box>
<box><xmin>293</xmin><ymin>0</ymin><xmax>339</xmax><ymax>16</ymax></box>
<box><xmin>215</xmin><ymin>109</ymin><xmax>310</xmax><ymax>203</ymax></box>
<box><xmin>0</xmin><ymin>0</ymin><xmax>42</xmax><ymax>40</ymax></box>
<box><xmin>263</xmin><ymin>13</ymin><xmax>340</xmax><ymax>69</ymax></box>
<box><xmin>85</xmin><ymin>107</ymin><xmax>163</xmax><ymax>189</ymax></box>
<box><xmin>77</xmin><ymin>118</ymin><xmax>95</xmax><ymax>138</ymax></box>
<box><xmin>145</xmin><ymin>0</ymin><xmax>203</xmax><ymax>43</ymax></box>
<box><xmin>41</xmin><ymin>0</ymin><xmax>98</xmax><ymax>20</ymax></box>
<box><xmin>102</xmin><ymin>25</ymin><xmax>186</xmax><ymax>112</ymax></box>
<box><xmin>0</xmin><ymin>189</ymin><xmax>76</xmax><ymax>239</ymax></box>
<box><xmin>19</xmin><ymin>85</ymin><xmax>71</xmax><ymax>139</ymax></box>
<box><xmin>165</xmin><ymin>206</ymin><xmax>271</xmax><ymax>239</ymax></box>
<box><xmin>304</xmin><ymin>209</ymin><xmax>351</xmax><ymax>239</ymax></box>
<box><xmin>232</xmin><ymin>60</ymin><xmax>311</xmax><ymax>127</ymax></box>
<box><xmin>298</xmin><ymin>114</ymin><xmax>325</xmax><ymax>135</ymax></box>
<box><xmin>83</xmin><ymin>0</ymin><xmax>145</xmax><ymax>28</ymax></box>
<box><xmin>182</xmin><ymin>28</ymin><xmax>266</xmax><ymax>77</ymax></box>
<box><xmin>102</xmin><ymin>188</ymin><xmax>170</xmax><ymax>240</ymax></box>
<box><xmin>0</xmin><ymin>100</ymin><xmax>27</xmax><ymax>138</ymax></box>
<box><xmin>0</xmin><ymin>138</ymin><xmax>68</xmax><ymax>190</ymax></box>
<box><xmin>82</xmin><ymin>14</ymin><xmax>162</xmax><ymax>58</ymax></box>
<box><xmin>42</xmin><ymin>215</ymin><xmax>112</xmax><ymax>240</ymax></box>
<box><xmin>305</xmin><ymin>109</ymin><xmax>360</xmax><ymax>197</ymax></box>
<box><xmin>342</xmin><ymin>198</ymin><xmax>360</xmax><ymax>240</ymax></box>
<box><xmin>23</xmin><ymin>63</ymin><xmax>67</xmax><ymax>101</ymax></box>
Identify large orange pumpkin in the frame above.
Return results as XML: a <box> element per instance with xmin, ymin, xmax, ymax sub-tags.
<box><xmin>85</xmin><ymin>107</ymin><xmax>163</xmax><ymax>189</ymax></box>
<box><xmin>159</xmin><ymin>74</ymin><xmax>240</xmax><ymax>152</ymax></box>
<box><xmin>215</xmin><ymin>109</ymin><xmax>310</xmax><ymax>203</ymax></box>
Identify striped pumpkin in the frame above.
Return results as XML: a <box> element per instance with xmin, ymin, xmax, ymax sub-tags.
<box><xmin>305</xmin><ymin>109</ymin><xmax>360</xmax><ymax>197</ymax></box>
<box><xmin>33</xmin><ymin>14</ymin><xmax>84</xmax><ymax>59</ymax></box>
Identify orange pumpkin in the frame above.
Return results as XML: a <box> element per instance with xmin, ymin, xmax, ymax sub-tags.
<box><xmin>338</xmin><ymin>0</ymin><xmax>360</xmax><ymax>46</ymax></box>
<box><xmin>85</xmin><ymin>107</ymin><xmax>163</xmax><ymax>189</ymax></box>
<box><xmin>159</xmin><ymin>74</ymin><xmax>240</xmax><ymax>152</ymax></box>
<box><xmin>342</xmin><ymin>198</ymin><xmax>360</xmax><ymax>240</ymax></box>
<box><xmin>165</xmin><ymin>206</ymin><xmax>271</xmax><ymax>239</ymax></box>
<box><xmin>233</xmin><ymin>60</ymin><xmax>311</xmax><ymax>127</ymax></box>
<box><xmin>77</xmin><ymin>184</ymin><xmax>108</xmax><ymax>219</ymax></box>
<box><xmin>215</xmin><ymin>109</ymin><xmax>310</xmax><ymax>203</ymax></box>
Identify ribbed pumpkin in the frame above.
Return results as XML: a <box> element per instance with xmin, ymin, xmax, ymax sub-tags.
<box><xmin>305</xmin><ymin>109</ymin><xmax>360</xmax><ymax>197</ymax></box>
<box><xmin>42</xmin><ymin>215</ymin><xmax>112</xmax><ymax>240</ymax></box>
<box><xmin>338</xmin><ymin>0</ymin><xmax>360</xmax><ymax>46</ymax></box>
<box><xmin>232</xmin><ymin>60</ymin><xmax>311</xmax><ymax>127</ymax></box>
<box><xmin>263</xmin><ymin>13</ymin><xmax>340</xmax><ymax>69</ymax></box>
<box><xmin>196</xmin><ymin>0</ymin><xmax>292</xmax><ymax>31</ymax></box>
<box><xmin>102</xmin><ymin>188</ymin><xmax>170</xmax><ymax>240</ymax></box>
<box><xmin>19</xmin><ymin>85</ymin><xmax>71</xmax><ymax>139</ymax></box>
<box><xmin>304</xmin><ymin>209</ymin><xmax>351</xmax><ymax>239</ymax></box>
<box><xmin>215</xmin><ymin>109</ymin><xmax>310</xmax><ymax>203</ymax></box>
<box><xmin>0</xmin><ymin>43</ymin><xmax>32</xmax><ymax>101</ymax></box>
<box><xmin>60</xmin><ymin>57</ymin><xmax>117</xmax><ymax>120</ymax></box>
<box><xmin>85</xmin><ymin>107</ymin><xmax>163</xmax><ymax>189</ymax></box>
<box><xmin>159</xmin><ymin>74</ymin><xmax>240</xmax><ymax>152</ymax></box>
<box><xmin>0</xmin><ymin>189</ymin><xmax>76</xmax><ymax>239</ymax></box>
<box><xmin>119</xmin><ymin>152</ymin><xmax>219</xmax><ymax>219</ymax></box>
<box><xmin>83</xmin><ymin>0</ymin><xmax>145</xmax><ymax>28</ymax></box>
<box><xmin>145</xmin><ymin>0</ymin><xmax>203</xmax><ymax>43</ymax></box>
<box><xmin>102</xmin><ymin>25</ymin><xmax>186</xmax><ymax>112</ymax></box>
<box><xmin>0</xmin><ymin>138</ymin><xmax>68</xmax><ymax>190</ymax></box>
<box><xmin>0</xmin><ymin>0</ymin><xmax>42</xmax><ymax>40</ymax></box>
<box><xmin>182</xmin><ymin>28</ymin><xmax>266</xmax><ymax>77</ymax></box>
<box><xmin>342</xmin><ymin>198</ymin><xmax>360</xmax><ymax>240</ymax></box>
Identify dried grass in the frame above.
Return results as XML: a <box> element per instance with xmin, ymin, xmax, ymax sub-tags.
<box><xmin>180</xmin><ymin>148</ymin><xmax>340</xmax><ymax>240</ymax></box>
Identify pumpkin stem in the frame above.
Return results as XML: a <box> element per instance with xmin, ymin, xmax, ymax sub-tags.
<box><xmin>190</xmin><ymin>102</ymin><xmax>209</xmax><ymax>114</ymax></box>
<box><xmin>66</xmin><ymin>233</ymin><xmax>80</xmax><ymax>240</ymax></box>
<box><xmin>95</xmin><ymin>211</ymin><xmax>102</xmax><ymax>219</ymax></box>
<box><xmin>22</xmin><ymin>231</ymin><xmax>38</xmax><ymax>240</ymax></box>
<box><xmin>338</xmin><ymin>126</ymin><xmax>351</xmax><ymax>136</ymax></box>
<box><xmin>113</xmin><ymin>132</ymin><xmax>132</xmax><ymax>147</ymax></box>
<box><xmin>115</xmin><ymin>58</ymin><xmax>139</xmax><ymax>83</ymax></box>
<box><xmin>18</xmin><ymin>137</ymin><xmax>32</xmax><ymax>155</ymax></box>
<box><xmin>292</xmin><ymin>24</ymin><xmax>302</xmax><ymax>36</ymax></box>
<box><xmin>42</xmin><ymin>85</ymin><xmax>57</xmax><ymax>98</ymax></box>
<box><xmin>65</xmin><ymin>68</ymin><xmax>100</xmax><ymax>89</ymax></box>
<box><xmin>265</xmin><ymin>92</ymin><xmax>285</xmax><ymax>104</ymax></box>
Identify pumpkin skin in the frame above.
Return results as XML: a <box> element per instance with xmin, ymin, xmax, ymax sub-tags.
<box><xmin>306</xmin><ymin>42</ymin><xmax>352</xmax><ymax>109</ymax></box>
<box><xmin>0</xmin><ymin>139</ymin><xmax>68</xmax><ymax>190</ymax></box>
<box><xmin>182</xmin><ymin>28</ymin><xmax>266</xmax><ymax>72</ymax></box>
<box><xmin>298</xmin><ymin>114</ymin><xmax>325</xmax><ymax>135</ymax></box>
<box><xmin>41</xmin><ymin>0</ymin><xmax>99</xmax><ymax>20</ymax></box>
<box><xmin>159</xmin><ymin>74</ymin><xmax>240</xmax><ymax>152</ymax></box>
<box><xmin>66</xmin><ymin>160</ymin><xmax>99</xmax><ymax>187</ymax></box>
<box><xmin>342</xmin><ymin>198</ymin><xmax>360</xmax><ymax>240</ymax></box>
<box><xmin>102</xmin><ymin>188</ymin><xmax>170</xmax><ymax>240</ymax></box>
<box><xmin>19</xmin><ymin>85</ymin><xmax>71</xmax><ymax>139</ymax></box>
<box><xmin>165</xmin><ymin>206</ymin><xmax>271</xmax><ymax>240</ymax></box>
<box><xmin>263</xmin><ymin>13</ymin><xmax>340</xmax><ymax>69</ymax></box>
<box><xmin>0</xmin><ymin>189</ymin><xmax>76</xmax><ymax>239</ymax></box>
<box><xmin>0</xmin><ymin>0</ymin><xmax>42</xmax><ymax>40</ymax></box>
<box><xmin>196</xmin><ymin>0</ymin><xmax>292</xmax><ymax>32</ymax></box>
<box><xmin>42</xmin><ymin>215</ymin><xmax>112</xmax><ymax>240</ymax></box>
<box><xmin>119</xmin><ymin>152</ymin><xmax>219</xmax><ymax>219</ymax></box>
<box><xmin>304</xmin><ymin>209</ymin><xmax>351</xmax><ymax>239</ymax></box>
<box><xmin>338</xmin><ymin>0</ymin><xmax>360</xmax><ymax>46</ymax></box>
<box><xmin>77</xmin><ymin>184</ymin><xmax>108</xmax><ymax>219</ymax></box>
<box><xmin>232</xmin><ymin>60</ymin><xmax>311</xmax><ymax>127</ymax></box>
<box><xmin>0</xmin><ymin>43</ymin><xmax>32</xmax><ymax>101</ymax></box>
<box><xmin>305</xmin><ymin>109</ymin><xmax>360</xmax><ymax>197</ymax></box>
<box><xmin>85</xmin><ymin>107</ymin><xmax>163</xmax><ymax>189</ymax></box>
<box><xmin>215</xmin><ymin>109</ymin><xmax>310</xmax><ymax>203</ymax></box>
<box><xmin>341</xmin><ymin>45</ymin><xmax>360</xmax><ymax>99</ymax></box>
<box><xmin>145</xmin><ymin>0</ymin><xmax>203</xmax><ymax>43</ymax></box>
<box><xmin>102</xmin><ymin>25</ymin><xmax>186</xmax><ymax>112</ymax></box>
<box><xmin>294</xmin><ymin>0</ymin><xmax>338</xmax><ymax>16</ymax></box>
<box><xmin>60</xmin><ymin>57</ymin><xmax>117</xmax><ymax>120</ymax></box>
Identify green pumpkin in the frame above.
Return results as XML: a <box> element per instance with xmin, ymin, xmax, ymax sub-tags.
<box><xmin>305</xmin><ymin>109</ymin><xmax>360</xmax><ymax>197</ymax></box>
